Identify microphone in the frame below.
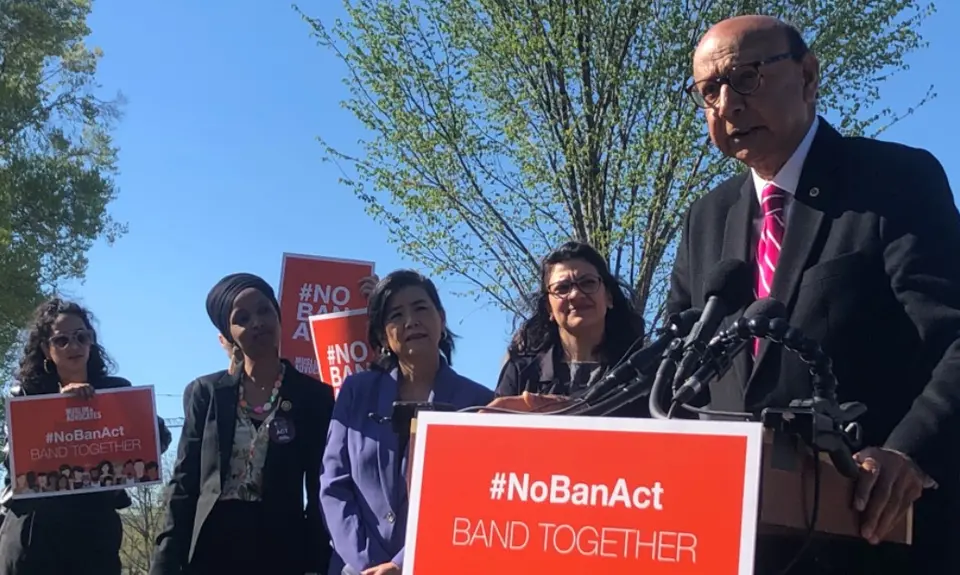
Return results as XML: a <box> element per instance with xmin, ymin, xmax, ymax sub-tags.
<box><xmin>571</xmin><ymin>309</ymin><xmax>702</xmax><ymax>417</ymax></box>
<box><xmin>671</xmin><ymin>297</ymin><xmax>787</xmax><ymax>406</ymax></box>
<box><xmin>579</xmin><ymin>308</ymin><xmax>701</xmax><ymax>405</ymax></box>
<box><xmin>672</xmin><ymin>259</ymin><xmax>753</xmax><ymax>389</ymax></box>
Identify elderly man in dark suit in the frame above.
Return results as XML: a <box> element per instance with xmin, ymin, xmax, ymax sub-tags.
<box><xmin>667</xmin><ymin>14</ymin><xmax>960</xmax><ymax>573</ymax></box>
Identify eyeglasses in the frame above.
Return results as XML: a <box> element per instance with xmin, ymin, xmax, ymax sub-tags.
<box><xmin>548</xmin><ymin>275</ymin><xmax>602</xmax><ymax>298</ymax></box>
<box><xmin>48</xmin><ymin>330</ymin><xmax>93</xmax><ymax>349</ymax></box>
<box><xmin>685</xmin><ymin>52</ymin><xmax>794</xmax><ymax>109</ymax></box>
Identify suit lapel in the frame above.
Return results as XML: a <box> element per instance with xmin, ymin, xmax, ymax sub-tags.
<box><xmin>376</xmin><ymin>371</ymin><xmax>399</xmax><ymax>509</ymax></box>
<box><xmin>720</xmin><ymin>175</ymin><xmax>755</xmax><ymax>390</ymax></box>
<box><xmin>747</xmin><ymin>120</ymin><xmax>841</xmax><ymax>393</ymax></box>
<box><xmin>213</xmin><ymin>371</ymin><xmax>240</xmax><ymax>484</ymax></box>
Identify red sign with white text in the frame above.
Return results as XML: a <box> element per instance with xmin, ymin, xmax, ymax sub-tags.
<box><xmin>277</xmin><ymin>253</ymin><xmax>374</xmax><ymax>378</ymax></box>
<box><xmin>6</xmin><ymin>387</ymin><xmax>162</xmax><ymax>499</ymax></box>
<box><xmin>309</xmin><ymin>309</ymin><xmax>371</xmax><ymax>397</ymax></box>
<box><xmin>404</xmin><ymin>413</ymin><xmax>763</xmax><ymax>574</ymax></box>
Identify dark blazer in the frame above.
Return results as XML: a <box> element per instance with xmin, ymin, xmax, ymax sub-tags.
<box><xmin>495</xmin><ymin>347</ymin><xmax>570</xmax><ymax>397</ymax></box>
<box><xmin>151</xmin><ymin>360</ymin><xmax>335</xmax><ymax>574</ymax></box>
<box><xmin>1</xmin><ymin>375</ymin><xmax>172</xmax><ymax>511</ymax></box>
<box><xmin>320</xmin><ymin>364</ymin><xmax>493</xmax><ymax>574</ymax></box>
<box><xmin>667</xmin><ymin>119</ymin><xmax>960</xmax><ymax>571</ymax></box>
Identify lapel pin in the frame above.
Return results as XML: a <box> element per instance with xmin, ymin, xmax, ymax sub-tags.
<box><xmin>809</xmin><ymin>187</ymin><xmax>821</xmax><ymax>197</ymax></box>
<box><xmin>280</xmin><ymin>400</ymin><xmax>292</xmax><ymax>412</ymax></box>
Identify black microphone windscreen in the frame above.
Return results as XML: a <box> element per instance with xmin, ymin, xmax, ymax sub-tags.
<box><xmin>703</xmin><ymin>259</ymin><xmax>753</xmax><ymax>309</ymax></box>
<box><xmin>674</xmin><ymin>307</ymin><xmax>703</xmax><ymax>334</ymax></box>
<box><xmin>743</xmin><ymin>297</ymin><xmax>787</xmax><ymax>320</ymax></box>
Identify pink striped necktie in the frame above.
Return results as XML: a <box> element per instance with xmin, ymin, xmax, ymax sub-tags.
<box><xmin>754</xmin><ymin>183</ymin><xmax>786</xmax><ymax>354</ymax></box>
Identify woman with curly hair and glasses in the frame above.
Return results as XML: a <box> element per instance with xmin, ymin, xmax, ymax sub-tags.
<box><xmin>0</xmin><ymin>298</ymin><xmax>172</xmax><ymax>575</ymax></box>
<box><xmin>495</xmin><ymin>241</ymin><xmax>646</xmax><ymax>414</ymax></box>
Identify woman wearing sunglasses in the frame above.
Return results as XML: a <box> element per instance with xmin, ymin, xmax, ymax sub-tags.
<box><xmin>495</xmin><ymin>242</ymin><xmax>645</xmax><ymax>411</ymax></box>
<box><xmin>0</xmin><ymin>298</ymin><xmax>172</xmax><ymax>575</ymax></box>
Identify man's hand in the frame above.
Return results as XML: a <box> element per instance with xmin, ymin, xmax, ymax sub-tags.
<box><xmin>853</xmin><ymin>446</ymin><xmax>937</xmax><ymax>544</ymax></box>
<box><xmin>360</xmin><ymin>562</ymin><xmax>400</xmax><ymax>575</ymax></box>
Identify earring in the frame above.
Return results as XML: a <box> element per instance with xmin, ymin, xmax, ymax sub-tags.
<box><xmin>43</xmin><ymin>359</ymin><xmax>54</xmax><ymax>374</ymax></box>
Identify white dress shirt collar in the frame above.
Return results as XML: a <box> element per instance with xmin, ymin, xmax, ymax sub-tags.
<box><xmin>751</xmin><ymin>116</ymin><xmax>819</xmax><ymax>199</ymax></box>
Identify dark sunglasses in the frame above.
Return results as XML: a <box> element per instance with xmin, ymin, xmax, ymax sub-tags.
<box><xmin>685</xmin><ymin>51</ymin><xmax>794</xmax><ymax>109</ymax></box>
<box><xmin>548</xmin><ymin>275</ymin><xmax>602</xmax><ymax>298</ymax></box>
<box><xmin>49</xmin><ymin>330</ymin><xmax>93</xmax><ymax>349</ymax></box>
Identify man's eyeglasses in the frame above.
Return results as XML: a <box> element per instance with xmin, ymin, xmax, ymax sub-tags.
<box><xmin>548</xmin><ymin>276</ymin><xmax>602</xmax><ymax>298</ymax></box>
<box><xmin>685</xmin><ymin>52</ymin><xmax>794</xmax><ymax>109</ymax></box>
<box><xmin>49</xmin><ymin>330</ymin><xmax>93</xmax><ymax>349</ymax></box>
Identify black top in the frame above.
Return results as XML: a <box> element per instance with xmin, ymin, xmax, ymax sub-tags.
<box><xmin>151</xmin><ymin>360</ymin><xmax>335</xmax><ymax>575</ymax></box>
<box><xmin>667</xmin><ymin>118</ymin><xmax>960</xmax><ymax>569</ymax></box>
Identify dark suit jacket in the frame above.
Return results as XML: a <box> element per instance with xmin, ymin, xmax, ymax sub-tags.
<box><xmin>667</xmin><ymin>119</ymin><xmax>960</xmax><ymax>571</ymax></box>
<box><xmin>151</xmin><ymin>360</ymin><xmax>335</xmax><ymax>574</ymax></box>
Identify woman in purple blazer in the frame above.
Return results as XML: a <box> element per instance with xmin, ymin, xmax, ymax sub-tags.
<box><xmin>320</xmin><ymin>270</ymin><xmax>494</xmax><ymax>575</ymax></box>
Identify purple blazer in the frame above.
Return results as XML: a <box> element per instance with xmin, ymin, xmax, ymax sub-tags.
<box><xmin>319</xmin><ymin>362</ymin><xmax>493</xmax><ymax>574</ymax></box>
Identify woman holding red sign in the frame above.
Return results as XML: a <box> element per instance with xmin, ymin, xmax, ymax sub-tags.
<box><xmin>320</xmin><ymin>270</ymin><xmax>494</xmax><ymax>575</ymax></box>
<box><xmin>152</xmin><ymin>273</ymin><xmax>335</xmax><ymax>575</ymax></box>
<box><xmin>0</xmin><ymin>298</ymin><xmax>172</xmax><ymax>575</ymax></box>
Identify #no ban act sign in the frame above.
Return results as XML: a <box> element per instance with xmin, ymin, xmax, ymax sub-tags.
<box><xmin>309</xmin><ymin>308</ymin><xmax>372</xmax><ymax>395</ymax></box>
<box><xmin>404</xmin><ymin>412</ymin><xmax>763</xmax><ymax>574</ymax></box>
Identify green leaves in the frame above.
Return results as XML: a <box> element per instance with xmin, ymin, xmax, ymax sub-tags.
<box><xmin>0</xmin><ymin>0</ymin><xmax>125</xmax><ymax>374</ymax></box>
<box><xmin>301</xmin><ymin>0</ymin><xmax>933</xmax><ymax>323</ymax></box>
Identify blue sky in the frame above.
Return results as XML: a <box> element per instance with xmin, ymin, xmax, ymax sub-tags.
<box><xmin>68</xmin><ymin>1</ymin><xmax>957</xmax><ymax>437</ymax></box>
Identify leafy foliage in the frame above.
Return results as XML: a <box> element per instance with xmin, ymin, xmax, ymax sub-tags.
<box><xmin>300</xmin><ymin>0</ymin><xmax>933</xmax><ymax>325</ymax></box>
<box><xmin>0</xmin><ymin>0</ymin><xmax>126</xmax><ymax>378</ymax></box>
<box><xmin>119</xmin><ymin>452</ymin><xmax>175</xmax><ymax>574</ymax></box>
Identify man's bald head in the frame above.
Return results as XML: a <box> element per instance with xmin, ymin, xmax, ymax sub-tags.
<box><xmin>696</xmin><ymin>16</ymin><xmax>795</xmax><ymax>62</ymax></box>
<box><xmin>689</xmin><ymin>15</ymin><xmax>818</xmax><ymax>177</ymax></box>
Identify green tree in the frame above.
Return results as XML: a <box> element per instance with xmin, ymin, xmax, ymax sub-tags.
<box><xmin>0</xmin><ymin>0</ymin><xmax>125</xmax><ymax>390</ymax></box>
<box><xmin>119</xmin><ymin>452</ymin><xmax>175</xmax><ymax>574</ymax></box>
<box><xmin>300</xmin><ymin>0</ymin><xmax>934</xmax><ymax>323</ymax></box>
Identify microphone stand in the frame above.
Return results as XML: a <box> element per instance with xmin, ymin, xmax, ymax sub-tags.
<box><xmin>669</xmin><ymin>313</ymin><xmax>866</xmax><ymax>478</ymax></box>
<box><xmin>647</xmin><ymin>339</ymin><xmax>683</xmax><ymax>419</ymax></box>
<box><xmin>660</xmin><ymin>312</ymin><xmax>912</xmax><ymax>568</ymax></box>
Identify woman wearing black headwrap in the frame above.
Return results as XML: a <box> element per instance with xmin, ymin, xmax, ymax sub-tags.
<box><xmin>151</xmin><ymin>273</ymin><xmax>335</xmax><ymax>575</ymax></box>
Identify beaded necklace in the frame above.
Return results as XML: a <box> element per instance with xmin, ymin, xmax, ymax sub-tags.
<box><xmin>238</xmin><ymin>363</ymin><xmax>284</xmax><ymax>415</ymax></box>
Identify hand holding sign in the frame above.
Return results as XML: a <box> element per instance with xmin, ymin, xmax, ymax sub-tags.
<box><xmin>7</xmin><ymin>386</ymin><xmax>163</xmax><ymax>499</ymax></box>
<box><xmin>359</xmin><ymin>275</ymin><xmax>380</xmax><ymax>298</ymax></box>
<box><xmin>60</xmin><ymin>383</ymin><xmax>95</xmax><ymax>400</ymax></box>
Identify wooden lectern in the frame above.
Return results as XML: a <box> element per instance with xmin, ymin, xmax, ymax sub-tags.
<box><xmin>403</xmin><ymin>406</ymin><xmax>911</xmax><ymax>546</ymax></box>
<box><xmin>759</xmin><ymin>427</ymin><xmax>911</xmax><ymax>543</ymax></box>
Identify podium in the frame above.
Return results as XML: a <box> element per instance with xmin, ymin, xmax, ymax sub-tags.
<box><xmin>400</xmin><ymin>407</ymin><xmax>911</xmax><ymax>573</ymax></box>
<box><xmin>758</xmin><ymin>428</ymin><xmax>911</xmax><ymax>543</ymax></box>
